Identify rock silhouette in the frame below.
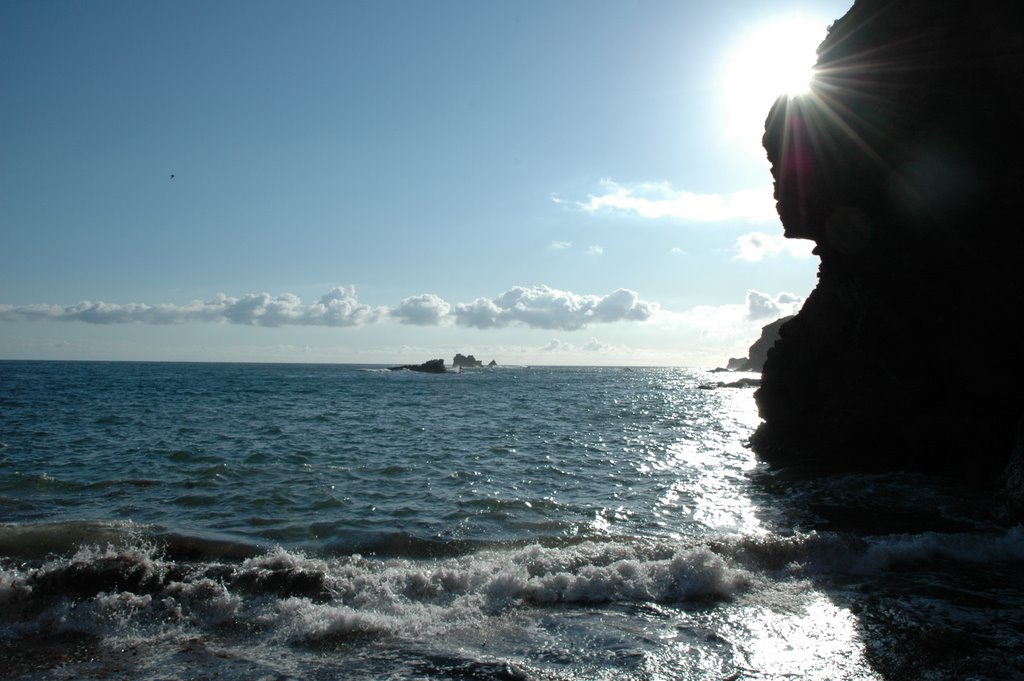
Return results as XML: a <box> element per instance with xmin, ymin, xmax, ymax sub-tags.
<box><xmin>727</xmin><ymin>316</ymin><xmax>793</xmax><ymax>372</ymax></box>
<box><xmin>389</xmin><ymin>359</ymin><xmax>447</xmax><ymax>373</ymax></box>
<box><xmin>752</xmin><ymin>0</ymin><xmax>1024</xmax><ymax>516</ymax></box>
<box><xmin>453</xmin><ymin>354</ymin><xmax>498</xmax><ymax>368</ymax></box>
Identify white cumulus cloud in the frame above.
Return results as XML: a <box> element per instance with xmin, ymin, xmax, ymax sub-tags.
<box><xmin>390</xmin><ymin>293</ymin><xmax>452</xmax><ymax>326</ymax></box>
<box><xmin>734</xmin><ymin>231</ymin><xmax>815</xmax><ymax>261</ymax></box>
<box><xmin>305</xmin><ymin>286</ymin><xmax>383</xmax><ymax>326</ymax></box>
<box><xmin>578</xmin><ymin>179</ymin><xmax>778</xmax><ymax>223</ymax></box>
<box><xmin>1</xmin><ymin>285</ymin><xmax>659</xmax><ymax>333</ymax></box>
<box><xmin>0</xmin><ymin>286</ymin><xmax>383</xmax><ymax>327</ymax></box>
<box><xmin>745</xmin><ymin>290</ymin><xmax>804</xmax><ymax>320</ymax></box>
<box><xmin>453</xmin><ymin>285</ymin><xmax>657</xmax><ymax>331</ymax></box>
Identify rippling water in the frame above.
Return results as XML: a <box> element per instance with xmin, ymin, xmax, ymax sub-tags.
<box><xmin>1</xmin><ymin>361</ymin><xmax>1021</xmax><ymax>679</ymax></box>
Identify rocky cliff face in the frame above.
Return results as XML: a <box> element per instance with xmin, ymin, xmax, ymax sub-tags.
<box><xmin>728</xmin><ymin>316</ymin><xmax>793</xmax><ymax>372</ymax></box>
<box><xmin>752</xmin><ymin>0</ymin><xmax>1024</xmax><ymax>506</ymax></box>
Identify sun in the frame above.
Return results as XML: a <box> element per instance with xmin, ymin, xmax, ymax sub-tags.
<box><xmin>721</xmin><ymin>17</ymin><xmax>827</xmax><ymax>146</ymax></box>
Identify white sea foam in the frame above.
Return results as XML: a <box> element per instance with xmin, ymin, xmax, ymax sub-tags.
<box><xmin>271</xmin><ymin>598</ymin><xmax>402</xmax><ymax>641</ymax></box>
<box><xmin>0</xmin><ymin>568</ymin><xmax>31</xmax><ymax>608</ymax></box>
<box><xmin>5</xmin><ymin>526</ymin><xmax>1021</xmax><ymax>648</ymax></box>
<box><xmin>853</xmin><ymin>525</ymin><xmax>1024</xmax><ymax>573</ymax></box>
<box><xmin>162</xmin><ymin>578</ymin><xmax>243</xmax><ymax>625</ymax></box>
<box><xmin>0</xmin><ymin>536</ymin><xmax>756</xmax><ymax>649</ymax></box>
<box><xmin>719</xmin><ymin>525</ymin><xmax>1024</xmax><ymax>577</ymax></box>
<box><xmin>482</xmin><ymin>545</ymin><xmax>750</xmax><ymax>604</ymax></box>
<box><xmin>232</xmin><ymin>540</ymin><xmax>754</xmax><ymax>645</ymax></box>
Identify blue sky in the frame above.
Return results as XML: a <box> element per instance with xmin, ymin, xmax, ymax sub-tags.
<box><xmin>0</xmin><ymin>0</ymin><xmax>852</xmax><ymax>366</ymax></box>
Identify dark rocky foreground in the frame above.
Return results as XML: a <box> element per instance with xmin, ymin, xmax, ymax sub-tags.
<box><xmin>752</xmin><ymin>0</ymin><xmax>1024</xmax><ymax>517</ymax></box>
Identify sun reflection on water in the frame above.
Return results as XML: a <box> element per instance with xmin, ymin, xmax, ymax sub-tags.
<box><xmin>721</xmin><ymin>592</ymin><xmax>882</xmax><ymax>680</ymax></box>
<box><xmin>664</xmin><ymin>381</ymin><xmax>881</xmax><ymax>679</ymax></box>
<box><xmin>645</xmin><ymin>379</ymin><xmax>768</xmax><ymax>536</ymax></box>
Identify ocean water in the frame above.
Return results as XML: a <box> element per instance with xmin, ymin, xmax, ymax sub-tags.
<box><xmin>1</xmin><ymin>361</ymin><xmax>1022</xmax><ymax>680</ymax></box>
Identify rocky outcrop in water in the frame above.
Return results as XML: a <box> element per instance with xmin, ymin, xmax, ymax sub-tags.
<box><xmin>389</xmin><ymin>359</ymin><xmax>447</xmax><ymax>374</ymax></box>
<box><xmin>700</xmin><ymin>377</ymin><xmax>761</xmax><ymax>390</ymax></box>
<box><xmin>453</xmin><ymin>354</ymin><xmax>498</xmax><ymax>368</ymax></box>
<box><xmin>752</xmin><ymin>0</ymin><xmax>1024</xmax><ymax>511</ymax></box>
<box><xmin>726</xmin><ymin>316</ymin><xmax>793</xmax><ymax>372</ymax></box>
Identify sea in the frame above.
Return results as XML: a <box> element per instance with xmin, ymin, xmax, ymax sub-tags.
<box><xmin>1</xmin><ymin>360</ymin><xmax>1022</xmax><ymax>680</ymax></box>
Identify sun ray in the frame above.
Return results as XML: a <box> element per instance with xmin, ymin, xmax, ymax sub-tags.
<box><xmin>760</xmin><ymin>20</ymin><xmax>960</xmax><ymax>250</ymax></box>
<box><xmin>722</xmin><ymin>17</ymin><xmax>831</xmax><ymax>150</ymax></box>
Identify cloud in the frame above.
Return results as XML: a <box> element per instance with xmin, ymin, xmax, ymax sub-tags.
<box><xmin>0</xmin><ymin>286</ymin><xmax>383</xmax><ymax>327</ymax></box>
<box><xmin>581</xmin><ymin>337</ymin><xmax>616</xmax><ymax>352</ymax></box>
<box><xmin>733</xmin><ymin>231</ymin><xmax>815</xmax><ymax>261</ymax></box>
<box><xmin>668</xmin><ymin>290</ymin><xmax>804</xmax><ymax>328</ymax></box>
<box><xmin>549</xmin><ymin>240</ymin><xmax>573</xmax><ymax>250</ymax></box>
<box><xmin>578</xmin><ymin>179</ymin><xmax>778</xmax><ymax>222</ymax></box>
<box><xmin>670</xmin><ymin>247</ymin><xmax>687</xmax><ymax>255</ymax></box>
<box><xmin>453</xmin><ymin>285</ymin><xmax>657</xmax><ymax>331</ymax></box>
<box><xmin>306</xmin><ymin>286</ymin><xmax>383</xmax><ymax>326</ymax></box>
<box><xmin>585</xmin><ymin>245</ymin><xmax>604</xmax><ymax>256</ymax></box>
<box><xmin>660</xmin><ymin>289</ymin><xmax>805</xmax><ymax>346</ymax></box>
<box><xmin>390</xmin><ymin>293</ymin><xmax>452</xmax><ymax>326</ymax></box>
<box><xmin>540</xmin><ymin>337</ymin><xmax>628</xmax><ymax>356</ymax></box>
<box><xmin>0</xmin><ymin>301</ymin><xmax>188</xmax><ymax>325</ymax></box>
<box><xmin>541</xmin><ymin>339</ymin><xmax>573</xmax><ymax>352</ymax></box>
<box><xmin>745</xmin><ymin>290</ymin><xmax>803</xmax><ymax>320</ymax></box>
<box><xmin>2</xmin><ymin>285</ymin><xmax>658</xmax><ymax>332</ymax></box>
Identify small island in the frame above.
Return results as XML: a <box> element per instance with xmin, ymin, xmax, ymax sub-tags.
<box><xmin>388</xmin><ymin>359</ymin><xmax>447</xmax><ymax>373</ymax></box>
<box><xmin>452</xmin><ymin>353</ymin><xmax>498</xmax><ymax>369</ymax></box>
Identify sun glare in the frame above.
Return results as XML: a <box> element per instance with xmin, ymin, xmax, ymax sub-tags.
<box><xmin>722</xmin><ymin>17</ymin><xmax>826</xmax><ymax>146</ymax></box>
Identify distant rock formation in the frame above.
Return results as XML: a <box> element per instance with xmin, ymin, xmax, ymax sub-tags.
<box><xmin>453</xmin><ymin>354</ymin><xmax>498</xmax><ymax>369</ymax></box>
<box><xmin>700</xmin><ymin>377</ymin><xmax>762</xmax><ymax>390</ymax></box>
<box><xmin>389</xmin><ymin>359</ymin><xmax>447</xmax><ymax>374</ymax></box>
<box><xmin>726</xmin><ymin>316</ymin><xmax>793</xmax><ymax>373</ymax></box>
<box><xmin>752</xmin><ymin>0</ymin><xmax>1024</xmax><ymax>513</ymax></box>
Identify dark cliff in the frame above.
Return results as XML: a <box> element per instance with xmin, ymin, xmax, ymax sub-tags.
<box><xmin>728</xmin><ymin>315</ymin><xmax>794</xmax><ymax>372</ymax></box>
<box><xmin>752</xmin><ymin>0</ymin><xmax>1024</xmax><ymax>510</ymax></box>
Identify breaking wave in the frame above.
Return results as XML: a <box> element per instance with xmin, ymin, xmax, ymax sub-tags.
<box><xmin>0</xmin><ymin>527</ymin><xmax>754</xmax><ymax>648</ymax></box>
<box><xmin>4</xmin><ymin>520</ymin><xmax>1022</xmax><ymax>650</ymax></box>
